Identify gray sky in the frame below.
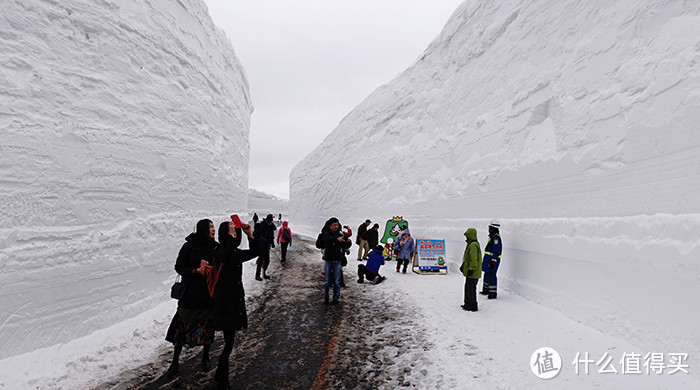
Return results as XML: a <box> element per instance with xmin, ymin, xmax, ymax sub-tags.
<box><xmin>203</xmin><ymin>0</ymin><xmax>464</xmax><ymax>199</ymax></box>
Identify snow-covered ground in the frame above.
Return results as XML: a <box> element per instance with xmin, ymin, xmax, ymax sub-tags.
<box><xmin>2</xmin><ymin>230</ymin><xmax>698</xmax><ymax>389</ymax></box>
<box><xmin>290</xmin><ymin>0</ymin><xmax>700</xmax><ymax>374</ymax></box>
<box><xmin>0</xmin><ymin>0</ymin><xmax>251</xmax><ymax>362</ymax></box>
<box><xmin>2</xmin><ymin>0</ymin><xmax>700</xmax><ymax>388</ymax></box>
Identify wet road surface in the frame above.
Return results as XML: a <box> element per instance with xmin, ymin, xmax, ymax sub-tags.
<box><xmin>92</xmin><ymin>236</ymin><xmax>432</xmax><ymax>389</ymax></box>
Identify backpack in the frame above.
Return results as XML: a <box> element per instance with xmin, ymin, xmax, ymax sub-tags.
<box><xmin>282</xmin><ymin>228</ymin><xmax>291</xmax><ymax>242</ymax></box>
<box><xmin>315</xmin><ymin>232</ymin><xmax>324</xmax><ymax>249</ymax></box>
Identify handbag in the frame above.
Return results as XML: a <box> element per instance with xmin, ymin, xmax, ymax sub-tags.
<box><xmin>170</xmin><ymin>275</ymin><xmax>186</xmax><ymax>300</ymax></box>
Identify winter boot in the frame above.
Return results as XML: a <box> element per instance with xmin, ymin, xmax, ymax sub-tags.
<box><xmin>165</xmin><ymin>361</ymin><xmax>179</xmax><ymax>380</ymax></box>
<box><xmin>357</xmin><ymin>277</ymin><xmax>364</xmax><ymax>283</ymax></box>
<box><xmin>263</xmin><ymin>270</ymin><xmax>271</xmax><ymax>280</ymax></box>
<box><xmin>255</xmin><ymin>264</ymin><xmax>263</xmax><ymax>281</ymax></box>
<box><xmin>488</xmin><ymin>293</ymin><xmax>497</xmax><ymax>300</ymax></box>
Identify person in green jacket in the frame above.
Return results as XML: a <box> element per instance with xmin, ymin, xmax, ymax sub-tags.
<box><xmin>460</xmin><ymin>228</ymin><xmax>482</xmax><ymax>312</ymax></box>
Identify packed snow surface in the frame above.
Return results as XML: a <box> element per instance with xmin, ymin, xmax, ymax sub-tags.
<box><xmin>0</xmin><ymin>0</ymin><xmax>252</xmax><ymax>360</ymax></box>
<box><xmin>291</xmin><ymin>0</ymin><xmax>700</xmax><ymax>364</ymax></box>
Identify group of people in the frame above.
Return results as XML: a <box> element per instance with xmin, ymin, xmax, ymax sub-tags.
<box><xmin>164</xmin><ymin>218</ymin><xmax>258</xmax><ymax>389</ymax></box>
<box><xmin>164</xmin><ymin>214</ymin><xmax>502</xmax><ymax>386</ymax></box>
<box><xmin>459</xmin><ymin>219</ymin><xmax>502</xmax><ymax>312</ymax></box>
<box><xmin>164</xmin><ymin>213</ymin><xmax>293</xmax><ymax>388</ymax></box>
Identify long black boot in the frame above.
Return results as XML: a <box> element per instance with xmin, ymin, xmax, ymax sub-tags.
<box><xmin>255</xmin><ymin>262</ymin><xmax>263</xmax><ymax>281</ymax></box>
<box><xmin>166</xmin><ymin>343</ymin><xmax>182</xmax><ymax>380</ymax></box>
<box><xmin>202</xmin><ymin>344</ymin><xmax>211</xmax><ymax>371</ymax></box>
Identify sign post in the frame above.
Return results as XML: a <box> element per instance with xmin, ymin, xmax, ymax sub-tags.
<box><xmin>413</xmin><ymin>239</ymin><xmax>448</xmax><ymax>275</ymax></box>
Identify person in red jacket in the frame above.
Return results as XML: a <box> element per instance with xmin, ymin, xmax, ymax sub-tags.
<box><xmin>276</xmin><ymin>221</ymin><xmax>293</xmax><ymax>264</ymax></box>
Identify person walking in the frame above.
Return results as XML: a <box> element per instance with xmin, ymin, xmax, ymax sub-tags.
<box><xmin>212</xmin><ymin>220</ymin><xmax>258</xmax><ymax>389</ymax></box>
<box><xmin>460</xmin><ymin>228</ymin><xmax>482</xmax><ymax>312</ymax></box>
<box><xmin>165</xmin><ymin>219</ymin><xmax>218</xmax><ymax>379</ymax></box>
<box><xmin>357</xmin><ymin>245</ymin><xmax>386</xmax><ymax>284</ymax></box>
<box><xmin>322</xmin><ymin>217</ymin><xmax>351</xmax><ymax>305</ymax></box>
<box><xmin>393</xmin><ymin>228</ymin><xmax>416</xmax><ymax>274</ymax></box>
<box><xmin>480</xmin><ymin>220</ymin><xmax>502</xmax><ymax>299</ymax></box>
<box><xmin>254</xmin><ymin>214</ymin><xmax>276</xmax><ymax>281</ymax></box>
<box><xmin>356</xmin><ymin>219</ymin><xmax>372</xmax><ymax>261</ymax></box>
<box><xmin>276</xmin><ymin>221</ymin><xmax>292</xmax><ymax>264</ymax></box>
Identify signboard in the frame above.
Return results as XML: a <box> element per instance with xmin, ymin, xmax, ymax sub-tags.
<box><xmin>414</xmin><ymin>239</ymin><xmax>447</xmax><ymax>275</ymax></box>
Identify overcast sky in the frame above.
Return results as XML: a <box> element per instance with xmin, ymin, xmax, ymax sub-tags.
<box><xmin>202</xmin><ymin>0</ymin><xmax>464</xmax><ymax>200</ymax></box>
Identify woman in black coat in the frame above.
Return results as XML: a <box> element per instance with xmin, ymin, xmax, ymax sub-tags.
<box><xmin>212</xmin><ymin>220</ymin><xmax>258</xmax><ymax>388</ymax></box>
<box><xmin>165</xmin><ymin>219</ymin><xmax>218</xmax><ymax>379</ymax></box>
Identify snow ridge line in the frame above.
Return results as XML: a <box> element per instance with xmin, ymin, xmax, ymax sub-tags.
<box><xmin>310</xmin><ymin>314</ymin><xmax>343</xmax><ymax>390</ymax></box>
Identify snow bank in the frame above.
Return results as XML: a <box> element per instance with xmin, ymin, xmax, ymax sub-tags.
<box><xmin>248</xmin><ymin>188</ymin><xmax>289</xmax><ymax>218</ymax></box>
<box><xmin>291</xmin><ymin>0</ymin><xmax>700</xmax><ymax>358</ymax></box>
<box><xmin>0</xmin><ymin>0</ymin><xmax>251</xmax><ymax>360</ymax></box>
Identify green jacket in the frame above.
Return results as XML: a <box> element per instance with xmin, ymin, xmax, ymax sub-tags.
<box><xmin>461</xmin><ymin>228</ymin><xmax>482</xmax><ymax>279</ymax></box>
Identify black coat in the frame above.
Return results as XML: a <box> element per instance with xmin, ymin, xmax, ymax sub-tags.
<box><xmin>213</xmin><ymin>230</ymin><xmax>258</xmax><ymax>331</ymax></box>
<box><xmin>323</xmin><ymin>228</ymin><xmax>351</xmax><ymax>262</ymax></box>
<box><xmin>175</xmin><ymin>233</ymin><xmax>218</xmax><ymax>310</ymax></box>
<box><xmin>366</xmin><ymin>228</ymin><xmax>379</xmax><ymax>249</ymax></box>
<box><xmin>356</xmin><ymin>223</ymin><xmax>368</xmax><ymax>244</ymax></box>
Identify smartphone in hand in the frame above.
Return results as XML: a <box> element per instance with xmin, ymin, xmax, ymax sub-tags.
<box><xmin>231</xmin><ymin>214</ymin><xmax>242</xmax><ymax>228</ymax></box>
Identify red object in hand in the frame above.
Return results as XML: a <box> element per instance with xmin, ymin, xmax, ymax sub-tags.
<box><xmin>231</xmin><ymin>214</ymin><xmax>242</xmax><ymax>228</ymax></box>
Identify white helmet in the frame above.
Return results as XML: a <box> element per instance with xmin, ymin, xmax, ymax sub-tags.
<box><xmin>488</xmin><ymin>219</ymin><xmax>500</xmax><ymax>229</ymax></box>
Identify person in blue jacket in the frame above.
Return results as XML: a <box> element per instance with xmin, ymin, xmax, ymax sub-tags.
<box><xmin>393</xmin><ymin>228</ymin><xmax>416</xmax><ymax>274</ymax></box>
<box><xmin>357</xmin><ymin>245</ymin><xmax>386</xmax><ymax>284</ymax></box>
<box><xmin>480</xmin><ymin>219</ymin><xmax>502</xmax><ymax>299</ymax></box>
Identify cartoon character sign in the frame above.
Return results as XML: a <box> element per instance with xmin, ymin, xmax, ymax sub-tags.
<box><xmin>380</xmin><ymin>216</ymin><xmax>409</xmax><ymax>259</ymax></box>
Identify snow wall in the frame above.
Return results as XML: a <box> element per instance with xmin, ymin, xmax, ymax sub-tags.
<box><xmin>0</xmin><ymin>0</ymin><xmax>251</xmax><ymax>359</ymax></box>
<box><xmin>291</xmin><ymin>0</ymin><xmax>700</xmax><ymax>357</ymax></box>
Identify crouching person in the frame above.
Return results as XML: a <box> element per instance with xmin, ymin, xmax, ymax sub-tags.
<box><xmin>357</xmin><ymin>245</ymin><xmax>386</xmax><ymax>284</ymax></box>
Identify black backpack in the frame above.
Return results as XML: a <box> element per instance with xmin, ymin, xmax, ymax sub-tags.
<box><xmin>282</xmin><ymin>228</ymin><xmax>291</xmax><ymax>241</ymax></box>
<box><xmin>315</xmin><ymin>232</ymin><xmax>324</xmax><ymax>249</ymax></box>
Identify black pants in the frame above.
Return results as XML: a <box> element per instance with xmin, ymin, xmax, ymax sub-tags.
<box><xmin>281</xmin><ymin>242</ymin><xmax>289</xmax><ymax>263</ymax></box>
<box><xmin>396</xmin><ymin>258</ymin><xmax>410</xmax><ymax>271</ymax></box>
<box><xmin>464</xmin><ymin>278</ymin><xmax>478</xmax><ymax>310</ymax></box>
<box><xmin>256</xmin><ymin>245</ymin><xmax>271</xmax><ymax>276</ymax></box>
<box><xmin>357</xmin><ymin>264</ymin><xmax>379</xmax><ymax>281</ymax></box>
<box><xmin>214</xmin><ymin>330</ymin><xmax>235</xmax><ymax>386</ymax></box>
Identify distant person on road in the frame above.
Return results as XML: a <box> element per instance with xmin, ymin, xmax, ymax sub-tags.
<box><xmin>460</xmin><ymin>227</ymin><xmax>482</xmax><ymax>312</ymax></box>
<box><xmin>393</xmin><ymin>228</ymin><xmax>416</xmax><ymax>274</ymax></box>
<box><xmin>357</xmin><ymin>245</ymin><xmax>386</xmax><ymax>284</ymax></box>
<box><xmin>276</xmin><ymin>221</ymin><xmax>293</xmax><ymax>264</ymax></box>
<box><xmin>322</xmin><ymin>217</ymin><xmax>351</xmax><ymax>305</ymax></box>
<box><xmin>356</xmin><ymin>219</ymin><xmax>372</xmax><ymax>261</ymax></box>
<box><xmin>165</xmin><ymin>219</ymin><xmax>218</xmax><ymax>380</ymax></box>
<box><xmin>252</xmin><ymin>213</ymin><xmax>259</xmax><ymax>225</ymax></box>
<box><xmin>212</xmin><ymin>220</ymin><xmax>258</xmax><ymax>389</ymax></box>
<box><xmin>366</xmin><ymin>223</ymin><xmax>380</xmax><ymax>251</ymax></box>
<box><xmin>253</xmin><ymin>214</ymin><xmax>276</xmax><ymax>281</ymax></box>
<box><xmin>278</xmin><ymin>213</ymin><xmax>282</xmax><ymax>223</ymax></box>
<box><xmin>480</xmin><ymin>220</ymin><xmax>502</xmax><ymax>299</ymax></box>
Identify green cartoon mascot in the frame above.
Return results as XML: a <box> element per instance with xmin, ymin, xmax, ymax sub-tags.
<box><xmin>380</xmin><ymin>216</ymin><xmax>409</xmax><ymax>259</ymax></box>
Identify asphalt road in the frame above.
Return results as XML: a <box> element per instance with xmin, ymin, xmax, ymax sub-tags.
<box><xmin>91</xmin><ymin>237</ymin><xmax>421</xmax><ymax>390</ymax></box>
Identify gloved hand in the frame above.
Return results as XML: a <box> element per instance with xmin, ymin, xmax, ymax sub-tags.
<box><xmin>271</xmin><ymin>242</ymin><xmax>275</xmax><ymax>248</ymax></box>
<box><xmin>467</xmin><ymin>270</ymin><xmax>474</xmax><ymax>277</ymax></box>
<box><xmin>490</xmin><ymin>261</ymin><xmax>496</xmax><ymax>270</ymax></box>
